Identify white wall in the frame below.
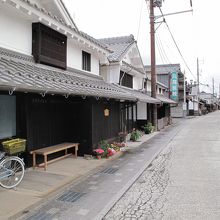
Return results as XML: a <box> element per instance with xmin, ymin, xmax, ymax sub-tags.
<box><xmin>67</xmin><ymin>41</ymin><xmax>100</xmax><ymax>75</ymax></box>
<box><xmin>0</xmin><ymin>7</ymin><xmax>32</xmax><ymax>55</ymax></box>
<box><xmin>100</xmin><ymin>65</ymin><xmax>110</xmax><ymax>82</ymax></box>
<box><xmin>194</xmin><ymin>102</ymin><xmax>199</xmax><ymax>111</ymax></box>
<box><xmin>0</xmin><ymin>5</ymin><xmax>101</xmax><ymax>76</ymax></box>
<box><xmin>137</xmin><ymin>102</ymin><xmax>147</xmax><ymax>120</ymax></box>
<box><xmin>101</xmin><ymin>64</ymin><xmax>121</xmax><ymax>83</ymax></box>
<box><xmin>147</xmin><ymin>81</ymin><xmax>151</xmax><ymax>92</ymax></box>
<box><xmin>91</xmin><ymin>54</ymin><xmax>99</xmax><ymax>75</ymax></box>
<box><xmin>67</xmin><ymin>41</ymin><xmax>82</xmax><ymax>70</ymax></box>
<box><xmin>189</xmin><ymin>101</ymin><xmax>194</xmax><ymax>110</ymax></box>
<box><xmin>109</xmin><ymin>65</ymin><xmax>120</xmax><ymax>83</ymax></box>
<box><xmin>133</xmin><ymin>76</ymin><xmax>143</xmax><ymax>90</ymax></box>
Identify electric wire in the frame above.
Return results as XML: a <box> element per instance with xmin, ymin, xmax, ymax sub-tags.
<box><xmin>158</xmin><ymin>7</ymin><xmax>197</xmax><ymax>80</ymax></box>
<box><xmin>155</xmin><ymin>34</ymin><xmax>166</xmax><ymax>63</ymax></box>
<box><xmin>156</xmin><ymin>32</ymin><xmax>171</xmax><ymax>64</ymax></box>
<box><xmin>136</xmin><ymin>0</ymin><xmax>144</xmax><ymax>41</ymax></box>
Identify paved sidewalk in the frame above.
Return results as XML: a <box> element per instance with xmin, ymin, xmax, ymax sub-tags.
<box><xmin>15</xmin><ymin>121</ymin><xmax>184</xmax><ymax>220</ymax></box>
<box><xmin>0</xmin><ymin>128</ymin><xmax>161</xmax><ymax>220</ymax></box>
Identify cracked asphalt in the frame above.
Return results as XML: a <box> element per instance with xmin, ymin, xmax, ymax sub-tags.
<box><xmin>104</xmin><ymin>112</ymin><xmax>220</xmax><ymax>220</ymax></box>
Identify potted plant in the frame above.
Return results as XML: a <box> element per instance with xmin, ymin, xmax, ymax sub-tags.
<box><xmin>93</xmin><ymin>149</ymin><xmax>104</xmax><ymax>159</ymax></box>
<box><xmin>118</xmin><ymin>131</ymin><xmax>128</xmax><ymax>142</ymax></box>
<box><xmin>130</xmin><ymin>129</ymin><xmax>142</xmax><ymax>141</ymax></box>
<box><xmin>142</xmin><ymin>123</ymin><xmax>155</xmax><ymax>134</ymax></box>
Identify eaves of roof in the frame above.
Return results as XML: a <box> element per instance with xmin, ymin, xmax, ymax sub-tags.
<box><xmin>113</xmin><ymin>84</ymin><xmax>160</xmax><ymax>104</ymax></box>
<box><xmin>157</xmin><ymin>81</ymin><xmax>168</xmax><ymax>89</ymax></box>
<box><xmin>122</xmin><ymin>61</ymin><xmax>145</xmax><ymax>75</ymax></box>
<box><xmin>12</xmin><ymin>0</ymin><xmax>110</xmax><ymax>52</ymax></box>
<box><xmin>60</xmin><ymin>0</ymin><xmax>78</xmax><ymax>30</ymax></box>
<box><xmin>0</xmin><ymin>48</ymin><xmax>136</xmax><ymax>101</ymax></box>
<box><xmin>157</xmin><ymin>94</ymin><xmax>177</xmax><ymax>104</ymax></box>
<box><xmin>99</xmin><ymin>35</ymin><xmax>135</xmax><ymax>62</ymax></box>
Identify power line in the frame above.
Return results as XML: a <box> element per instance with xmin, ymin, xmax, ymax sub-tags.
<box><xmin>136</xmin><ymin>0</ymin><xmax>144</xmax><ymax>41</ymax></box>
<box><xmin>155</xmin><ymin>34</ymin><xmax>166</xmax><ymax>63</ymax></box>
<box><xmin>158</xmin><ymin>7</ymin><xmax>197</xmax><ymax>80</ymax></box>
<box><xmin>156</xmin><ymin>32</ymin><xmax>171</xmax><ymax>64</ymax></box>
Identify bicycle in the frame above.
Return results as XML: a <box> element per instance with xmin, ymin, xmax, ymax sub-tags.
<box><xmin>0</xmin><ymin>151</ymin><xmax>25</xmax><ymax>189</ymax></box>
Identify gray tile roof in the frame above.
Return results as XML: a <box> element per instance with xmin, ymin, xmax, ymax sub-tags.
<box><xmin>145</xmin><ymin>64</ymin><xmax>181</xmax><ymax>75</ymax></box>
<box><xmin>145</xmin><ymin>91</ymin><xmax>176</xmax><ymax>104</ymax></box>
<box><xmin>122</xmin><ymin>61</ymin><xmax>145</xmax><ymax>75</ymax></box>
<box><xmin>113</xmin><ymin>84</ymin><xmax>160</xmax><ymax>104</ymax></box>
<box><xmin>157</xmin><ymin>94</ymin><xmax>177</xmax><ymax>104</ymax></box>
<box><xmin>17</xmin><ymin>0</ymin><xmax>109</xmax><ymax>52</ymax></box>
<box><xmin>99</xmin><ymin>35</ymin><xmax>135</xmax><ymax>62</ymax></box>
<box><xmin>0</xmin><ymin>48</ymin><xmax>136</xmax><ymax>101</ymax></box>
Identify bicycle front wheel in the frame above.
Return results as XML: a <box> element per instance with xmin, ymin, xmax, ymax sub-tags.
<box><xmin>0</xmin><ymin>157</ymin><xmax>24</xmax><ymax>189</ymax></box>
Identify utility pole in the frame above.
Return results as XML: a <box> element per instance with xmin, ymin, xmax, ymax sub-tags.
<box><xmin>219</xmin><ymin>83</ymin><xmax>220</xmax><ymax>99</ymax></box>
<box><xmin>149</xmin><ymin>0</ymin><xmax>157</xmax><ymax>129</ymax></box>
<box><xmin>183</xmin><ymin>70</ymin><xmax>186</xmax><ymax>118</ymax></box>
<box><xmin>197</xmin><ymin>58</ymin><xmax>200</xmax><ymax>97</ymax></box>
<box><xmin>212</xmin><ymin>77</ymin><xmax>215</xmax><ymax>97</ymax></box>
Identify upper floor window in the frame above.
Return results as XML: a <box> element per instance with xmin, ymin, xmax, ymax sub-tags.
<box><xmin>82</xmin><ymin>51</ymin><xmax>91</xmax><ymax>71</ymax></box>
<box><xmin>32</xmin><ymin>23</ymin><xmax>67</xmax><ymax>69</ymax></box>
<box><xmin>120</xmin><ymin>71</ymin><xmax>133</xmax><ymax>88</ymax></box>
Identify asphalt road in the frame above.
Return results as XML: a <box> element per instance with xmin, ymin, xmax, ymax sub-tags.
<box><xmin>105</xmin><ymin>111</ymin><xmax>220</xmax><ymax>220</ymax></box>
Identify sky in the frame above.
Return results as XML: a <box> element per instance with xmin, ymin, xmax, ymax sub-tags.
<box><xmin>63</xmin><ymin>0</ymin><xmax>220</xmax><ymax>94</ymax></box>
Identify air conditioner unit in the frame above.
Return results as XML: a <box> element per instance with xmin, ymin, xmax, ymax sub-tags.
<box><xmin>153</xmin><ymin>0</ymin><xmax>162</xmax><ymax>7</ymax></box>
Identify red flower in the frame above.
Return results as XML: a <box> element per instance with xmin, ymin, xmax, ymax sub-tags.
<box><xmin>94</xmin><ymin>149</ymin><xmax>104</xmax><ymax>155</ymax></box>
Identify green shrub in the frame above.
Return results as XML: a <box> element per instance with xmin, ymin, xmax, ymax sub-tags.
<box><xmin>142</xmin><ymin>123</ymin><xmax>155</xmax><ymax>134</ymax></box>
<box><xmin>130</xmin><ymin>129</ymin><xmax>142</xmax><ymax>141</ymax></box>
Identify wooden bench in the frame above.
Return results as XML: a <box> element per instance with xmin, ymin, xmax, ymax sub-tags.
<box><xmin>30</xmin><ymin>142</ymin><xmax>79</xmax><ymax>171</ymax></box>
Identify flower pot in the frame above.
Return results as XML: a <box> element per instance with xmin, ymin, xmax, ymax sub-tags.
<box><xmin>96</xmin><ymin>155</ymin><xmax>102</xmax><ymax>159</ymax></box>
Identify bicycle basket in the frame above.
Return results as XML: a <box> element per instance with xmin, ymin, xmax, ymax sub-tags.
<box><xmin>2</xmin><ymin>139</ymin><xmax>26</xmax><ymax>155</ymax></box>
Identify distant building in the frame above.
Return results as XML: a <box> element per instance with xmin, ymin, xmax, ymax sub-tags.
<box><xmin>145</xmin><ymin>64</ymin><xmax>183</xmax><ymax>118</ymax></box>
<box><xmin>145</xmin><ymin>65</ymin><xmax>176</xmax><ymax>130</ymax></box>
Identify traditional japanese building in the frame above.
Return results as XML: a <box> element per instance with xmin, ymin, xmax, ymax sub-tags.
<box><xmin>0</xmin><ymin>0</ymin><xmax>147</xmax><ymax>166</ymax></box>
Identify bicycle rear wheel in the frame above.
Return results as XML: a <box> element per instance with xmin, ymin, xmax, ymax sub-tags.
<box><xmin>0</xmin><ymin>157</ymin><xmax>24</xmax><ymax>189</ymax></box>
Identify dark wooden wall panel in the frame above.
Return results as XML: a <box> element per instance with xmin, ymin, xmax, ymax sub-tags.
<box><xmin>26</xmin><ymin>95</ymin><xmax>92</xmax><ymax>155</ymax></box>
<box><xmin>92</xmin><ymin>101</ymin><xmax>120</xmax><ymax>147</ymax></box>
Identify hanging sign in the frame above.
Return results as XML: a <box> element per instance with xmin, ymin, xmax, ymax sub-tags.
<box><xmin>104</xmin><ymin>108</ymin><xmax>110</xmax><ymax>117</ymax></box>
<box><xmin>171</xmin><ymin>71</ymin><xmax>178</xmax><ymax>101</ymax></box>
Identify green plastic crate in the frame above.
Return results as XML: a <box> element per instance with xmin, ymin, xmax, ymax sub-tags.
<box><xmin>2</xmin><ymin>138</ymin><xmax>26</xmax><ymax>155</ymax></box>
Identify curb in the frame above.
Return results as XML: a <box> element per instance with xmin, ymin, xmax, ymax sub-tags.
<box><xmin>93</xmin><ymin>141</ymin><xmax>163</xmax><ymax>220</ymax></box>
<box><xmin>93</xmin><ymin>123</ymin><xmax>183</xmax><ymax>220</ymax></box>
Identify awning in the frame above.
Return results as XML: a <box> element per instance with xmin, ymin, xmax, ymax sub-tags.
<box><xmin>113</xmin><ymin>84</ymin><xmax>160</xmax><ymax>104</ymax></box>
<box><xmin>157</xmin><ymin>94</ymin><xmax>177</xmax><ymax>104</ymax></box>
<box><xmin>0</xmin><ymin>48</ymin><xmax>137</xmax><ymax>101</ymax></box>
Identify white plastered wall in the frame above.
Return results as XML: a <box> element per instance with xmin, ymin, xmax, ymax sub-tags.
<box><xmin>133</xmin><ymin>75</ymin><xmax>144</xmax><ymax>90</ymax></box>
<box><xmin>0</xmin><ymin>7</ymin><xmax>32</xmax><ymax>55</ymax></box>
<box><xmin>100</xmin><ymin>64</ymin><xmax>120</xmax><ymax>83</ymax></box>
<box><xmin>0</xmin><ymin>4</ymin><xmax>101</xmax><ymax>76</ymax></box>
<box><xmin>67</xmin><ymin>41</ymin><xmax>100</xmax><ymax>75</ymax></box>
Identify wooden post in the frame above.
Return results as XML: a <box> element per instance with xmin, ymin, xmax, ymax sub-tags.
<box><xmin>32</xmin><ymin>152</ymin><xmax>36</xmax><ymax>169</ymax></box>
<box><xmin>44</xmin><ymin>155</ymin><xmax>47</xmax><ymax>171</ymax></box>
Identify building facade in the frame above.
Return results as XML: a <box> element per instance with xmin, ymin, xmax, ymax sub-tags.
<box><xmin>0</xmin><ymin>0</ymin><xmax>142</xmax><ymax>166</ymax></box>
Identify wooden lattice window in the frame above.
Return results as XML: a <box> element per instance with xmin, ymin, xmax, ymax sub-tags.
<box><xmin>32</xmin><ymin>23</ymin><xmax>67</xmax><ymax>69</ymax></box>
